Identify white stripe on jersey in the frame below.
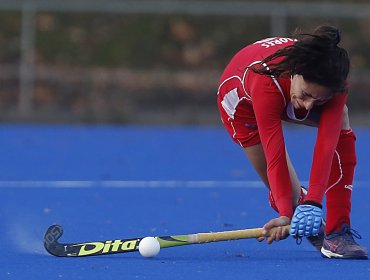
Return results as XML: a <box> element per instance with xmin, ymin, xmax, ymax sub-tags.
<box><xmin>221</xmin><ymin>88</ymin><xmax>248</xmax><ymax>119</ymax></box>
<box><xmin>261</xmin><ymin>62</ymin><xmax>287</xmax><ymax>106</ymax></box>
<box><xmin>241</xmin><ymin>60</ymin><xmax>262</xmax><ymax>100</ymax></box>
<box><xmin>218</xmin><ymin>60</ymin><xmax>287</xmax><ymax>106</ymax></box>
<box><xmin>217</xmin><ymin>76</ymin><xmax>242</xmax><ymax>95</ymax></box>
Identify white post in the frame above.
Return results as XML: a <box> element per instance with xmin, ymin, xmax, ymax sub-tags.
<box><xmin>270</xmin><ymin>9</ymin><xmax>287</xmax><ymax>37</ymax></box>
<box><xmin>19</xmin><ymin>3</ymin><xmax>36</xmax><ymax>115</ymax></box>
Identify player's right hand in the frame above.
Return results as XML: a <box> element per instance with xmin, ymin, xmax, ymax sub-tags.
<box><xmin>257</xmin><ymin>216</ymin><xmax>291</xmax><ymax>244</ymax></box>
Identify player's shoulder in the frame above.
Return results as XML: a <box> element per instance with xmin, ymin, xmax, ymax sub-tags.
<box><xmin>247</xmin><ymin>37</ymin><xmax>296</xmax><ymax>56</ymax></box>
<box><xmin>252</xmin><ymin>37</ymin><xmax>297</xmax><ymax>49</ymax></box>
<box><xmin>232</xmin><ymin>37</ymin><xmax>296</xmax><ymax>64</ymax></box>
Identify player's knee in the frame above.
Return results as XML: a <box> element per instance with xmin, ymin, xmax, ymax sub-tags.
<box><xmin>341</xmin><ymin>105</ymin><xmax>350</xmax><ymax>130</ymax></box>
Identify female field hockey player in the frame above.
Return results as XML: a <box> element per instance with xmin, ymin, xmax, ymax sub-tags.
<box><xmin>217</xmin><ymin>25</ymin><xmax>368</xmax><ymax>259</ymax></box>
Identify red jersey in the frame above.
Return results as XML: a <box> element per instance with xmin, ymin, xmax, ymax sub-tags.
<box><xmin>217</xmin><ymin>37</ymin><xmax>347</xmax><ymax>218</ymax></box>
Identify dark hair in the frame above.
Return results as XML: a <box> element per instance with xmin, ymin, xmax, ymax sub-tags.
<box><xmin>251</xmin><ymin>25</ymin><xmax>350</xmax><ymax>93</ymax></box>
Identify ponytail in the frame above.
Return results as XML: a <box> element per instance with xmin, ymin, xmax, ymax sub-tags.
<box><xmin>251</xmin><ymin>25</ymin><xmax>350</xmax><ymax>93</ymax></box>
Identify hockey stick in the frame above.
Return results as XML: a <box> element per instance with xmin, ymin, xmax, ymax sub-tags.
<box><xmin>43</xmin><ymin>224</ymin><xmax>290</xmax><ymax>257</ymax></box>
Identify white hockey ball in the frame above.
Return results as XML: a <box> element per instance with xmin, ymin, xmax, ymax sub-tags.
<box><xmin>138</xmin><ymin>237</ymin><xmax>160</xmax><ymax>258</ymax></box>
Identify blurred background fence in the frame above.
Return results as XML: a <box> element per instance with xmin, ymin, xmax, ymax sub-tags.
<box><xmin>0</xmin><ymin>0</ymin><xmax>370</xmax><ymax>124</ymax></box>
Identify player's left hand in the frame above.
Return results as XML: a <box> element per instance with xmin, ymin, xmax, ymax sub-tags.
<box><xmin>257</xmin><ymin>216</ymin><xmax>291</xmax><ymax>244</ymax></box>
<box><xmin>290</xmin><ymin>202</ymin><xmax>323</xmax><ymax>237</ymax></box>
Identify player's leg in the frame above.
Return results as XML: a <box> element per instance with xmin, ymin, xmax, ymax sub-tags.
<box><xmin>321</xmin><ymin>105</ymin><xmax>368</xmax><ymax>259</ymax></box>
<box><xmin>242</xmin><ymin>143</ymin><xmax>269</xmax><ymax>187</ymax></box>
<box><xmin>242</xmin><ymin>144</ymin><xmax>302</xmax><ymax>207</ymax></box>
<box><xmin>325</xmin><ymin>105</ymin><xmax>353</xmax><ymax>233</ymax></box>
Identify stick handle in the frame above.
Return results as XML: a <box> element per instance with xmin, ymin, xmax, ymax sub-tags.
<box><xmin>193</xmin><ymin>225</ymin><xmax>290</xmax><ymax>243</ymax></box>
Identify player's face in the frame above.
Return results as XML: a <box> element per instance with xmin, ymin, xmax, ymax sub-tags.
<box><xmin>290</xmin><ymin>75</ymin><xmax>332</xmax><ymax>110</ymax></box>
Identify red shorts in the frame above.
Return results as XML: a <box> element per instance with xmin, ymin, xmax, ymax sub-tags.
<box><xmin>217</xmin><ymin>78</ymin><xmax>261</xmax><ymax>148</ymax></box>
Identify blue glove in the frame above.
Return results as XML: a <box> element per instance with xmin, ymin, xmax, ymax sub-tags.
<box><xmin>290</xmin><ymin>202</ymin><xmax>323</xmax><ymax>237</ymax></box>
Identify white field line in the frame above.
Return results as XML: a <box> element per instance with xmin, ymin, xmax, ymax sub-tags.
<box><xmin>0</xmin><ymin>180</ymin><xmax>368</xmax><ymax>188</ymax></box>
<box><xmin>0</xmin><ymin>180</ymin><xmax>264</xmax><ymax>188</ymax></box>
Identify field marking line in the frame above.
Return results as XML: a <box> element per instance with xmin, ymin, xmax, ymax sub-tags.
<box><xmin>0</xmin><ymin>180</ymin><xmax>263</xmax><ymax>188</ymax></box>
<box><xmin>0</xmin><ymin>180</ymin><xmax>368</xmax><ymax>188</ymax></box>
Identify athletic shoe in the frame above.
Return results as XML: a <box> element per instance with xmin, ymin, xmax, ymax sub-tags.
<box><xmin>306</xmin><ymin>219</ymin><xmax>325</xmax><ymax>251</ymax></box>
<box><xmin>321</xmin><ymin>224</ymin><xmax>368</xmax><ymax>259</ymax></box>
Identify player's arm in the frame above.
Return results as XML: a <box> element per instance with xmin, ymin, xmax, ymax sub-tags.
<box><xmin>250</xmin><ymin>74</ymin><xmax>293</xmax><ymax>219</ymax></box>
<box><xmin>305</xmin><ymin>94</ymin><xmax>347</xmax><ymax>203</ymax></box>
<box><xmin>290</xmin><ymin>94</ymin><xmax>347</xmax><ymax>237</ymax></box>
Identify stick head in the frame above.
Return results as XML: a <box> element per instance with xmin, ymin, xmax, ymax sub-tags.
<box><xmin>43</xmin><ymin>224</ymin><xmax>64</xmax><ymax>256</ymax></box>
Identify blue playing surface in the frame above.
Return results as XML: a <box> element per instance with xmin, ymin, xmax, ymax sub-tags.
<box><xmin>0</xmin><ymin>125</ymin><xmax>369</xmax><ymax>279</ymax></box>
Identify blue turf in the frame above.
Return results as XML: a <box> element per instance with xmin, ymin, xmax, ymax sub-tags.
<box><xmin>0</xmin><ymin>125</ymin><xmax>369</xmax><ymax>280</ymax></box>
